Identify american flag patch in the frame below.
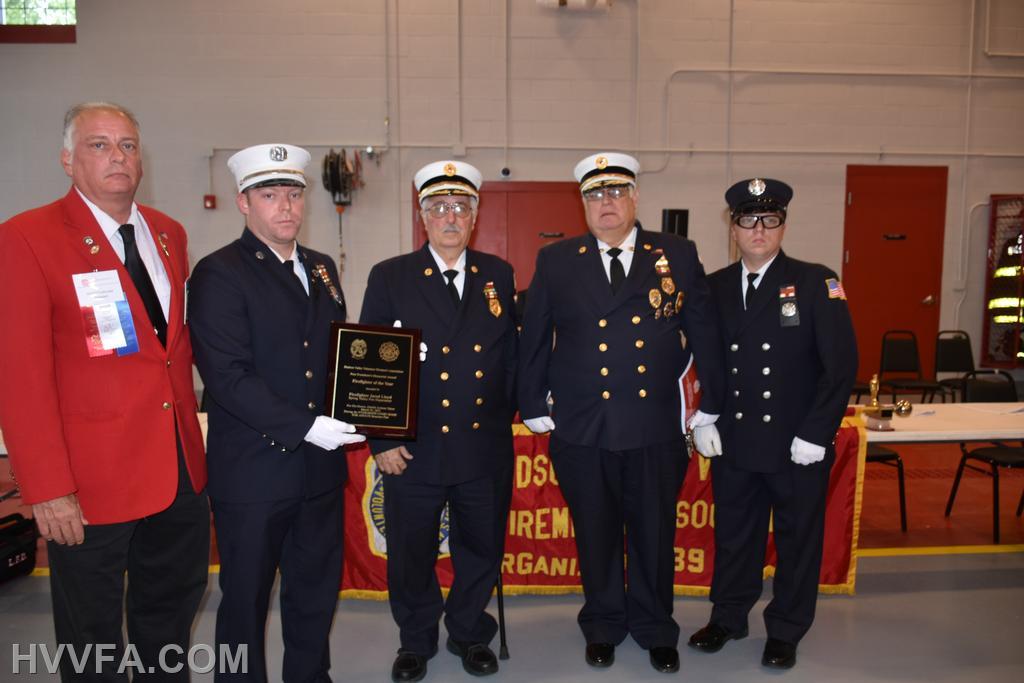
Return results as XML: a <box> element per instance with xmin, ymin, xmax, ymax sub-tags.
<box><xmin>826</xmin><ymin>278</ymin><xmax>847</xmax><ymax>300</ymax></box>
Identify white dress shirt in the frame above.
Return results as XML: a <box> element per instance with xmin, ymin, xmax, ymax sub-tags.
<box><xmin>429</xmin><ymin>246</ymin><xmax>467</xmax><ymax>299</ymax></box>
<box><xmin>77</xmin><ymin>188</ymin><xmax>171</xmax><ymax>319</ymax></box>
<box><xmin>596</xmin><ymin>225</ymin><xmax>638</xmax><ymax>283</ymax></box>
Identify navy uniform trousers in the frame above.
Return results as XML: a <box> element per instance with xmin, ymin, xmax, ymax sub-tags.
<box><xmin>360</xmin><ymin>245</ymin><xmax>518</xmax><ymax>656</ymax></box>
<box><xmin>189</xmin><ymin>228</ymin><xmax>350</xmax><ymax>682</ymax></box>
<box><xmin>706</xmin><ymin>250</ymin><xmax>857</xmax><ymax>645</ymax></box>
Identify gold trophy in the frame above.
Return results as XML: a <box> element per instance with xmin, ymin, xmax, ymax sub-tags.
<box><xmin>863</xmin><ymin>373</ymin><xmax>913</xmax><ymax>431</ymax></box>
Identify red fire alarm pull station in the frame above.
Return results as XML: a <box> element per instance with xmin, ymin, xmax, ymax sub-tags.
<box><xmin>203</xmin><ymin>195</ymin><xmax>217</xmax><ymax>210</ymax></box>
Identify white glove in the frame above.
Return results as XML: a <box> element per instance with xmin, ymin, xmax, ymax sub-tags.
<box><xmin>692</xmin><ymin>424</ymin><xmax>722</xmax><ymax>457</ymax></box>
<box><xmin>688</xmin><ymin>410</ymin><xmax>719</xmax><ymax>429</ymax></box>
<box><xmin>394</xmin><ymin>320</ymin><xmax>427</xmax><ymax>361</ymax></box>
<box><xmin>790</xmin><ymin>436</ymin><xmax>825</xmax><ymax>466</ymax></box>
<box><xmin>304</xmin><ymin>415</ymin><xmax>366</xmax><ymax>450</ymax></box>
<box><xmin>524</xmin><ymin>416</ymin><xmax>555</xmax><ymax>434</ymax></box>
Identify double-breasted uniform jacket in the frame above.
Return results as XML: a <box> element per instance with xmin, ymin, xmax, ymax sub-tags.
<box><xmin>0</xmin><ymin>188</ymin><xmax>207</xmax><ymax>524</ymax></box>
<box><xmin>518</xmin><ymin>224</ymin><xmax>724</xmax><ymax>448</ymax></box>
<box><xmin>359</xmin><ymin>245</ymin><xmax>518</xmax><ymax>485</ymax></box>
<box><xmin>708</xmin><ymin>250</ymin><xmax>858</xmax><ymax>471</ymax></box>
<box><xmin>188</xmin><ymin>228</ymin><xmax>348</xmax><ymax>502</ymax></box>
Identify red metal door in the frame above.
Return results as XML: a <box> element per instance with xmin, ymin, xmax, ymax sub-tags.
<box><xmin>841</xmin><ymin>165</ymin><xmax>948</xmax><ymax>382</ymax></box>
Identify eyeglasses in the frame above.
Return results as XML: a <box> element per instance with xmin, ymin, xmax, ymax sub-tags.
<box><xmin>734</xmin><ymin>214</ymin><xmax>784</xmax><ymax>230</ymax></box>
<box><xmin>583</xmin><ymin>185</ymin><xmax>631</xmax><ymax>203</ymax></box>
<box><xmin>423</xmin><ymin>201</ymin><xmax>473</xmax><ymax>219</ymax></box>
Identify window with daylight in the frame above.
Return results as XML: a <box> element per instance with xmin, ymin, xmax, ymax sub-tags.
<box><xmin>0</xmin><ymin>1</ymin><xmax>76</xmax><ymax>43</ymax></box>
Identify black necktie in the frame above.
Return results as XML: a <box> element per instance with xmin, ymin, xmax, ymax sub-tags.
<box><xmin>118</xmin><ymin>224</ymin><xmax>167</xmax><ymax>346</ymax></box>
<box><xmin>444</xmin><ymin>269</ymin><xmax>460</xmax><ymax>307</ymax></box>
<box><xmin>744</xmin><ymin>272</ymin><xmax>759</xmax><ymax>310</ymax></box>
<box><xmin>282</xmin><ymin>259</ymin><xmax>306</xmax><ymax>294</ymax></box>
<box><xmin>607</xmin><ymin>247</ymin><xmax>625</xmax><ymax>294</ymax></box>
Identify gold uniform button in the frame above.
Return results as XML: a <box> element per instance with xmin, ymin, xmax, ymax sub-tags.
<box><xmin>475</xmin><ymin>370</ymin><xmax>484</xmax><ymax>379</ymax></box>
<box><xmin>476</xmin><ymin>398</ymin><xmax>484</xmax><ymax>406</ymax></box>
<box><xmin>602</xmin><ymin>390</ymin><xmax>611</xmax><ymax>400</ymax></box>
<box><xmin>632</xmin><ymin>315</ymin><xmax>641</xmax><ymax>325</ymax></box>
<box><xmin>442</xmin><ymin>425</ymin><xmax>450</xmax><ymax>433</ymax></box>
<box><xmin>598</xmin><ymin>319</ymin><xmax>607</xmax><ymax>328</ymax></box>
<box><xmin>472</xmin><ymin>422</ymin><xmax>480</xmax><ymax>430</ymax></box>
<box><xmin>305</xmin><ymin>370</ymin><xmax>313</xmax><ymax>379</ymax></box>
<box><xmin>442</xmin><ymin>346</ymin><xmax>451</xmax><ymax>354</ymax></box>
<box><xmin>303</xmin><ymin>340</ymin><xmax>310</xmax><ymax>348</ymax></box>
<box><xmin>474</xmin><ymin>344</ymin><xmax>482</xmax><ymax>352</ymax></box>
<box><xmin>166</xmin><ymin>360</ymin><xmax>172</xmax><ymax>367</ymax></box>
<box><xmin>599</xmin><ymin>343</ymin><xmax>608</xmax><ymax>352</ymax></box>
<box><xmin>735</xmin><ymin>412</ymin><xmax>744</xmax><ymax>420</ymax></box>
<box><xmin>639</xmin><ymin>389</ymin><xmax>647</xmax><ymax>398</ymax></box>
<box><xmin>637</xmin><ymin>365</ymin><xmax>646</xmax><ymax>374</ymax></box>
<box><xmin>731</xmin><ymin>368</ymin><xmax>738</xmax><ymax>375</ymax></box>
<box><xmin>762</xmin><ymin>367</ymin><xmax>771</xmax><ymax>376</ymax></box>
<box><xmin>734</xmin><ymin>390</ymin><xmax>740</xmax><ymax>397</ymax></box>
<box><xmin>763</xmin><ymin>391</ymin><xmax>772</xmax><ymax>399</ymax></box>
<box><xmin>442</xmin><ymin>399</ymin><xmax>450</xmax><ymax>407</ymax></box>
<box><xmin>762</xmin><ymin>342</ymin><xmax>771</xmax><ymax>351</ymax></box>
<box><xmin>308</xmin><ymin>402</ymin><xmax>316</xmax><ymax>410</ymax></box>
<box><xmin>730</xmin><ymin>343</ymin><xmax>739</xmax><ymax>352</ymax></box>
<box><xmin>600</xmin><ymin>367</ymin><xmax>609</xmax><ymax>376</ymax></box>
<box><xmin>441</xmin><ymin>372</ymin><xmax>450</xmax><ymax>381</ymax></box>
<box><xmin>161</xmin><ymin>402</ymin><xmax>171</xmax><ymax>410</ymax></box>
<box><xmin>763</xmin><ymin>414</ymin><xmax>772</xmax><ymax>423</ymax></box>
<box><xmin>635</xmin><ymin>339</ymin><xmax>644</xmax><ymax>349</ymax></box>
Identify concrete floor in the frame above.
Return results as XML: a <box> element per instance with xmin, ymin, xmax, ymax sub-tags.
<box><xmin>1</xmin><ymin>550</ymin><xmax>1022</xmax><ymax>682</ymax></box>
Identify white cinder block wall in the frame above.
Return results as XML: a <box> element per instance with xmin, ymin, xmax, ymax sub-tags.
<box><xmin>2</xmin><ymin>0</ymin><xmax>1023</xmax><ymax>390</ymax></box>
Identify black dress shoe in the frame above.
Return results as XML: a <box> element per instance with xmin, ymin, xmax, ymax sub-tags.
<box><xmin>446</xmin><ymin>638</ymin><xmax>498</xmax><ymax>676</ymax></box>
<box><xmin>649</xmin><ymin>646</ymin><xmax>680</xmax><ymax>674</ymax></box>
<box><xmin>391</xmin><ymin>650</ymin><xmax>427</xmax><ymax>682</ymax></box>
<box><xmin>584</xmin><ymin>642</ymin><xmax>615</xmax><ymax>667</ymax></box>
<box><xmin>688</xmin><ymin>623</ymin><xmax>749</xmax><ymax>653</ymax></box>
<box><xmin>762</xmin><ymin>638</ymin><xmax>797</xmax><ymax>669</ymax></box>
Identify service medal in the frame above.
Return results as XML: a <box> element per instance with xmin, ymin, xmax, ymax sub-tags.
<box><xmin>661</xmin><ymin>277</ymin><xmax>675</xmax><ymax>295</ymax></box>
<box><xmin>314</xmin><ymin>263</ymin><xmax>346</xmax><ymax>307</ymax></box>
<box><xmin>675</xmin><ymin>290</ymin><xmax>684</xmax><ymax>310</ymax></box>
<box><xmin>484</xmin><ymin>281</ymin><xmax>502</xmax><ymax>318</ymax></box>
<box><xmin>655</xmin><ymin>255</ymin><xmax>671</xmax><ymax>275</ymax></box>
<box><xmin>649</xmin><ymin>288</ymin><xmax>662</xmax><ymax>308</ymax></box>
<box><xmin>781</xmin><ymin>301</ymin><xmax>797</xmax><ymax>317</ymax></box>
<box><xmin>663</xmin><ymin>302</ymin><xmax>675</xmax><ymax>318</ymax></box>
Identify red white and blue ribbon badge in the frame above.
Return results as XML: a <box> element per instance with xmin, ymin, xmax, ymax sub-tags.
<box><xmin>826</xmin><ymin>278</ymin><xmax>847</xmax><ymax>300</ymax></box>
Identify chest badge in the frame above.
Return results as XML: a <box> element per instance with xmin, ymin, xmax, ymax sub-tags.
<box><xmin>779</xmin><ymin>284</ymin><xmax>800</xmax><ymax>327</ymax></box>
<box><xmin>484</xmin><ymin>281</ymin><xmax>502</xmax><ymax>318</ymax></box>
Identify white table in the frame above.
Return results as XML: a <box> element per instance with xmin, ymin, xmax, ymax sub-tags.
<box><xmin>863</xmin><ymin>402</ymin><xmax>1024</xmax><ymax>443</ymax></box>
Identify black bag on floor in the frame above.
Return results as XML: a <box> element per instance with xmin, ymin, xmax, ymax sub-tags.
<box><xmin>0</xmin><ymin>513</ymin><xmax>38</xmax><ymax>582</ymax></box>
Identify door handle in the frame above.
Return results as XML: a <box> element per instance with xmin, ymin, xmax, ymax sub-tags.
<box><xmin>539</xmin><ymin>232</ymin><xmax>565</xmax><ymax>239</ymax></box>
<box><xmin>922</xmin><ymin>294</ymin><xmax>935</xmax><ymax>306</ymax></box>
<box><xmin>883</xmin><ymin>234</ymin><xmax>907</xmax><ymax>241</ymax></box>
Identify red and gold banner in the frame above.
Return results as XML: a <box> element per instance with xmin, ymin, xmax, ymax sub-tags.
<box><xmin>340</xmin><ymin>418</ymin><xmax>866</xmax><ymax>599</ymax></box>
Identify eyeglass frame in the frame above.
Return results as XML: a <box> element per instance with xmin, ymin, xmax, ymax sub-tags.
<box><xmin>732</xmin><ymin>212</ymin><xmax>786</xmax><ymax>230</ymax></box>
<box><xmin>582</xmin><ymin>184</ymin><xmax>632</xmax><ymax>203</ymax></box>
<box><xmin>421</xmin><ymin>198</ymin><xmax>476</xmax><ymax>219</ymax></box>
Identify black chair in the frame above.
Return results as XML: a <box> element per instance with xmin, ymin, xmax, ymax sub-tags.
<box><xmin>878</xmin><ymin>330</ymin><xmax>942</xmax><ymax>403</ymax></box>
<box><xmin>944</xmin><ymin>370</ymin><xmax>1024</xmax><ymax>544</ymax></box>
<box><xmin>866</xmin><ymin>444</ymin><xmax>907</xmax><ymax>531</ymax></box>
<box><xmin>851</xmin><ymin>382</ymin><xmax>870</xmax><ymax>404</ymax></box>
<box><xmin>934</xmin><ymin>330</ymin><xmax>975</xmax><ymax>402</ymax></box>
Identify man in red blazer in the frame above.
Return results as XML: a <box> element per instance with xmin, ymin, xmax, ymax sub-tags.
<box><xmin>0</xmin><ymin>102</ymin><xmax>209</xmax><ymax>680</ymax></box>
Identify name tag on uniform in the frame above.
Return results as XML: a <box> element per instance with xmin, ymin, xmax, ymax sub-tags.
<box><xmin>779</xmin><ymin>284</ymin><xmax>800</xmax><ymax>327</ymax></box>
<box><xmin>72</xmin><ymin>270</ymin><xmax>140</xmax><ymax>357</ymax></box>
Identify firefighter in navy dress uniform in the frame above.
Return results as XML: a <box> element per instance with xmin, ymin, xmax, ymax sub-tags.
<box><xmin>687</xmin><ymin>178</ymin><xmax>858</xmax><ymax>669</ymax></box>
<box><xmin>359</xmin><ymin>161</ymin><xmax>518</xmax><ymax>682</ymax></box>
<box><xmin>518</xmin><ymin>153</ymin><xmax>725</xmax><ymax>674</ymax></box>
<box><xmin>188</xmin><ymin>143</ymin><xmax>365</xmax><ymax>682</ymax></box>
